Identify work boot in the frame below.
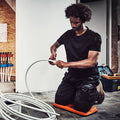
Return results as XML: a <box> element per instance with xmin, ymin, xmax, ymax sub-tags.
<box><xmin>96</xmin><ymin>81</ymin><xmax>105</xmax><ymax>104</ymax></box>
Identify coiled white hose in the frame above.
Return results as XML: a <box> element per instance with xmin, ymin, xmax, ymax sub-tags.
<box><xmin>0</xmin><ymin>59</ymin><xmax>59</xmax><ymax>120</ymax></box>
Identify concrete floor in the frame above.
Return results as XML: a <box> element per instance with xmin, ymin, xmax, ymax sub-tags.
<box><xmin>33</xmin><ymin>91</ymin><xmax>120</xmax><ymax>120</ymax></box>
<box><xmin>0</xmin><ymin>83</ymin><xmax>120</xmax><ymax>120</ymax></box>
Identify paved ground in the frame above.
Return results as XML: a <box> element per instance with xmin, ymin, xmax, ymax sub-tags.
<box><xmin>0</xmin><ymin>91</ymin><xmax>120</xmax><ymax>120</ymax></box>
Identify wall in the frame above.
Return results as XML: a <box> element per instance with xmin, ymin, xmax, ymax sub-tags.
<box><xmin>117</xmin><ymin>0</ymin><xmax>120</xmax><ymax>73</ymax></box>
<box><xmin>84</xmin><ymin>0</ymin><xmax>107</xmax><ymax>65</ymax></box>
<box><xmin>112</xmin><ymin>0</ymin><xmax>118</xmax><ymax>73</ymax></box>
<box><xmin>16</xmin><ymin>0</ymin><xmax>107</xmax><ymax>92</ymax></box>
<box><xmin>118</xmin><ymin>41</ymin><xmax>120</xmax><ymax>73</ymax></box>
<box><xmin>0</xmin><ymin>0</ymin><xmax>16</xmax><ymax>76</ymax></box>
<box><xmin>117</xmin><ymin>0</ymin><xmax>120</xmax><ymax>25</ymax></box>
<box><xmin>16</xmin><ymin>0</ymin><xmax>75</xmax><ymax>92</ymax></box>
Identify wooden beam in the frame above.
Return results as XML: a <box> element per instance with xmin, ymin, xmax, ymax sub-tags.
<box><xmin>5</xmin><ymin>0</ymin><xmax>16</xmax><ymax>12</ymax></box>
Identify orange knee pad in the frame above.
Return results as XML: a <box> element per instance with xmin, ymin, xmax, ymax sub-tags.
<box><xmin>53</xmin><ymin>103</ymin><xmax>97</xmax><ymax>116</ymax></box>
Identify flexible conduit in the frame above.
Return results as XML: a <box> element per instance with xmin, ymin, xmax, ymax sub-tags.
<box><xmin>0</xmin><ymin>59</ymin><xmax>59</xmax><ymax>120</ymax></box>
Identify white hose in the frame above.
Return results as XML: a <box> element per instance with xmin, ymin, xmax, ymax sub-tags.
<box><xmin>0</xmin><ymin>59</ymin><xmax>59</xmax><ymax>120</ymax></box>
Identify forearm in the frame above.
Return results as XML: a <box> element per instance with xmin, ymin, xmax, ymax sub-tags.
<box><xmin>56</xmin><ymin>51</ymin><xmax>99</xmax><ymax>69</ymax></box>
<box><xmin>50</xmin><ymin>41</ymin><xmax>60</xmax><ymax>53</ymax></box>
<box><xmin>66</xmin><ymin>51</ymin><xmax>99</xmax><ymax>69</ymax></box>
<box><xmin>66</xmin><ymin>59</ymin><xmax>96</xmax><ymax>69</ymax></box>
<box><xmin>50</xmin><ymin>45</ymin><xmax>57</xmax><ymax>54</ymax></box>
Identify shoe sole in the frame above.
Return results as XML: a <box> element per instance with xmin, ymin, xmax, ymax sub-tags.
<box><xmin>96</xmin><ymin>80</ymin><xmax>105</xmax><ymax>104</ymax></box>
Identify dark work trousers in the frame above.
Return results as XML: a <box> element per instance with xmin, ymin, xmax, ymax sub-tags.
<box><xmin>55</xmin><ymin>72</ymin><xmax>99</xmax><ymax>113</ymax></box>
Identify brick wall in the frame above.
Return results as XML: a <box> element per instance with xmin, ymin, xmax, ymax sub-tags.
<box><xmin>117</xmin><ymin>0</ymin><xmax>120</xmax><ymax>73</ymax></box>
<box><xmin>118</xmin><ymin>41</ymin><xmax>120</xmax><ymax>73</ymax></box>
<box><xmin>0</xmin><ymin>0</ymin><xmax>16</xmax><ymax>76</ymax></box>
<box><xmin>111</xmin><ymin>0</ymin><xmax>118</xmax><ymax>73</ymax></box>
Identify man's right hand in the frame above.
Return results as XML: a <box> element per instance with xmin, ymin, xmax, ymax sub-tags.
<box><xmin>49</xmin><ymin>52</ymin><xmax>57</xmax><ymax>65</ymax></box>
<box><xmin>49</xmin><ymin>41</ymin><xmax>60</xmax><ymax>65</ymax></box>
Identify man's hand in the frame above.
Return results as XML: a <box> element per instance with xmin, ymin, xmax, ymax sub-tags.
<box><xmin>49</xmin><ymin>52</ymin><xmax>57</xmax><ymax>65</ymax></box>
<box><xmin>50</xmin><ymin>52</ymin><xmax>57</xmax><ymax>60</ymax></box>
<box><xmin>56</xmin><ymin>60</ymin><xmax>68</xmax><ymax>69</ymax></box>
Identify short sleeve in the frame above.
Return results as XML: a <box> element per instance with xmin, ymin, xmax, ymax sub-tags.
<box><xmin>57</xmin><ymin>35</ymin><xmax>64</xmax><ymax>45</ymax></box>
<box><xmin>89</xmin><ymin>34</ymin><xmax>102</xmax><ymax>52</ymax></box>
<box><xmin>57</xmin><ymin>32</ymin><xmax>67</xmax><ymax>45</ymax></box>
<box><xmin>57</xmin><ymin>30</ymin><xmax>71</xmax><ymax>45</ymax></box>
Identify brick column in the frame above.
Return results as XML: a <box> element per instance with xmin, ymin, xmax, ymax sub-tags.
<box><xmin>111</xmin><ymin>0</ymin><xmax>118</xmax><ymax>73</ymax></box>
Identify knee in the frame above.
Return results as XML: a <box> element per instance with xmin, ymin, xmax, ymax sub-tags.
<box><xmin>74</xmin><ymin>101</ymin><xmax>92</xmax><ymax>113</ymax></box>
<box><xmin>73</xmin><ymin>91</ymin><xmax>92</xmax><ymax>112</ymax></box>
<box><xmin>73</xmin><ymin>84</ymin><xmax>97</xmax><ymax>113</ymax></box>
<box><xmin>55</xmin><ymin>94</ymin><xmax>71</xmax><ymax>105</ymax></box>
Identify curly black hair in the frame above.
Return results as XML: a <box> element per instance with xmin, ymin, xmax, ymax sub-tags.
<box><xmin>65</xmin><ymin>3</ymin><xmax>92</xmax><ymax>23</ymax></box>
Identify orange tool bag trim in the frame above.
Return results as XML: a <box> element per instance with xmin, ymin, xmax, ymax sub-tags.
<box><xmin>53</xmin><ymin>103</ymin><xmax>97</xmax><ymax>116</ymax></box>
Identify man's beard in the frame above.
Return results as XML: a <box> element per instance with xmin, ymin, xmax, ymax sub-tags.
<box><xmin>72</xmin><ymin>23</ymin><xmax>83</xmax><ymax>31</ymax></box>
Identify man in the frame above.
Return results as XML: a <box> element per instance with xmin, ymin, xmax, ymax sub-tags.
<box><xmin>49</xmin><ymin>3</ymin><xmax>105</xmax><ymax>113</ymax></box>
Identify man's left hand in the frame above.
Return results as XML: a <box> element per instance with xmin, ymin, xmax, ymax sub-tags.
<box><xmin>56</xmin><ymin>60</ymin><xmax>68</xmax><ymax>69</ymax></box>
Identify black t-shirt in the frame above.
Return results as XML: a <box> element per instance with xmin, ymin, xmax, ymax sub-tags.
<box><xmin>57</xmin><ymin>27</ymin><xmax>102</xmax><ymax>77</ymax></box>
